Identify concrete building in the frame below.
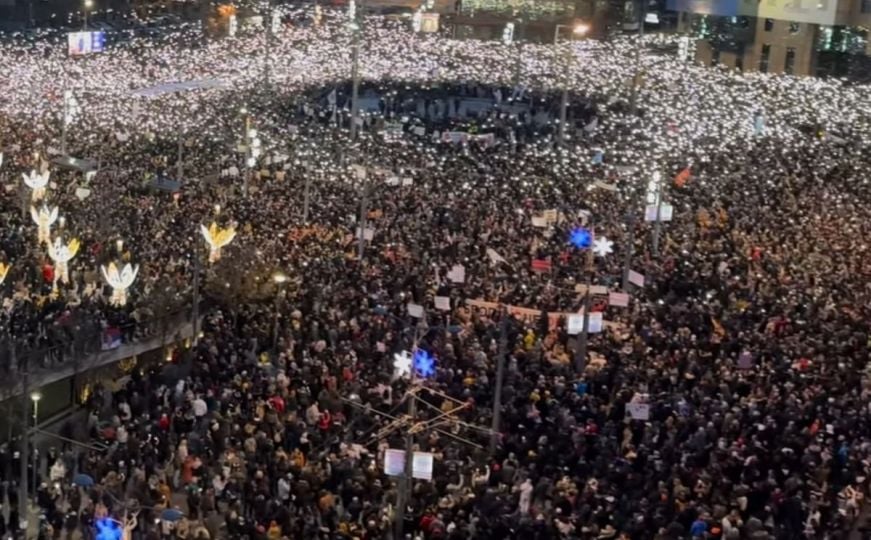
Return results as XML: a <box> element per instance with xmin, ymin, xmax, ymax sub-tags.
<box><xmin>669</xmin><ymin>0</ymin><xmax>871</xmax><ymax>78</ymax></box>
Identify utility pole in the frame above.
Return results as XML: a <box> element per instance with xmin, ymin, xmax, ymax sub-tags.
<box><xmin>621</xmin><ymin>165</ymin><xmax>641</xmax><ymax>291</ymax></box>
<box><xmin>176</xmin><ymin>128</ymin><xmax>184</xmax><ymax>182</ymax></box>
<box><xmin>395</xmin><ymin>327</ymin><xmax>420</xmax><ymax>539</ymax></box>
<box><xmin>349</xmin><ymin>0</ymin><xmax>363</xmax><ymax>141</ymax></box>
<box><xmin>576</xmin><ymin>245</ymin><xmax>594</xmax><ymax>374</ymax></box>
<box><xmin>264</xmin><ymin>0</ymin><xmax>275</xmax><ymax>87</ymax></box>
<box><xmin>622</xmin><ymin>0</ymin><xmax>648</xmax><ymax>289</ymax></box>
<box><xmin>489</xmin><ymin>311</ymin><xmax>508</xmax><ymax>455</ymax></box>
<box><xmin>19</xmin><ymin>362</ymin><xmax>29</xmax><ymax>534</ymax></box>
<box><xmin>357</xmin><ymin>182</ymin><xmax>369</xmax><ymax>261</ymax></box>
<box><xmin>628</xmin><ymin>0</ymin><xmax>647</xmax><ymax>115</ymax></box>
<box><xmin>651</xmin><ymin>169</ymin><xmax>664</xmax><ymax>257</ymax></box>
<box><xmin>191</xmin><ymin>242</ymin><xmax>201</xmax><ymax>346</ymax></box>
<box><xmin>302</xmin><ymin>174</ymin><xmax>312</xmax><ymax>224</ymax></box>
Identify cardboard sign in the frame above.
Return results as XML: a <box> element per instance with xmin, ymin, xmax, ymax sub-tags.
<box><xmin>447</xmin><ymin>264</ymin><xmax>466</xmax><ymax>284</ymax></box>
<box><xmin>383</xmin><ymin>449</ymin><xmax>434</xmax><ymax>481</ymax></box>
<box><xmin>567</xmin><ymin>314</ymin><xmax>583</xmax><ymax>335</ymax></box>
<box><xmin>645</xmin><ymin>204</ymin><xmax>674</xmax><ymax>222</ymax></box>
<box><xmin>608</xmin><ymin>292</ymin><xmax>630</xmax><ymax>307</ymax></box>
<box><xmin>407</xmin><ymin>303</ymin><xmax>424</xmax><ymax>319</ymax></box>
<box><xmin>628</xmin><ymin>270</ymin><xmax>645</xmax><ymax>287</ymax></box>
<box><xmin>434</xmin><ymin>296</ymin><xmax>450</xmax><ymax>311</ymax></box>
<box><xmin>626</xmin><ymin>403</ymin><xmax>650</xmax><ymax>420</ymax></box>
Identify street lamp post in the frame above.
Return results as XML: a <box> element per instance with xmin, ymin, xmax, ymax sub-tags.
<box><xmin>553</xmin><ymin>24</ymin><xmax>589</xmax><ymax>146</ymax></box>
<box><xmin>83</xmin><ymin>0</ymin><xmax>93</xmax><ymax>30</ymax></box>
<box><xmin>349</xmin><ymin>0</ymin><xmax>364</xmax><ymax>140</ymax></box>
<box><xmin>271</xmin><ymin>272</ymin><xmax>288</xmax><ymax>351</ymax></box>
<box><xmin>30</xmin><ymin>393</ymin><xmax>40</xmax><ymax>495</ymax></box>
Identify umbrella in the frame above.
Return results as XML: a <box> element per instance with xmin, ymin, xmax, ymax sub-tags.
<box><xmin>72</xmin><ymin>473</ymin><xmax>94</xmax><ymax>487</ymax></box>
<box><xmin>160</xmin><ymin>508</ymin><xmax>184</xmax><ymax>522</ymax></box>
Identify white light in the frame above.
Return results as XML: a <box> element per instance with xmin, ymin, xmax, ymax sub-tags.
<box><xmin>30</xmin><ymin>393</ymin><xmax>41</xmax><ymax>402</ymax></box>
<box><xmin>393</xmin><ymin>350</ymin><xmax>412</xmax><ymax>378</ymax></box>
<box><xmin>592</xmin><ymin>236</ymin><xmax>614</xmax><ymax>257</ymax></box>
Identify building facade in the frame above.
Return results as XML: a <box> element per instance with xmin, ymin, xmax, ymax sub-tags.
<box><xmin>669</xmin><ymin>0</ymin><xmax>871</xmax><ymax>78</ymax></box>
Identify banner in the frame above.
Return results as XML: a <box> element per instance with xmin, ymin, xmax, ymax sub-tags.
<box><xmin>465</xmin><ymin>299</ymin><xmax>623</xmax><ymax>332</ymax></box>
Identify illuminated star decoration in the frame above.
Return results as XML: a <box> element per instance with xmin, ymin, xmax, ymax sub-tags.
<box><xmin>95</xmin><ymin>518</ymin><xmax>122</xmax><ymax>540</ymax></box>
<box><xmin>592</xmin><ymin>236</ymin><xmax>614</xmax><ymax>257</ymax></box>
<box><xmin>568</xmin><ymin>228</ymin><xmax>592</xmax><ymax>249</ymax></box>
<box><xmin>412</xmin><ymin>349</ymin><xmax>436</xmax><ymax>378</ymax></box>
<box><xmin>393</xmin><ymin>350</ymin><xmax>412</xmax><ymax>378</ymax></box>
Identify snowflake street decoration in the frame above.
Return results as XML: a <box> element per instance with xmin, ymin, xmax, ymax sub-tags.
<box><xmin>413</xmin><ymin>349</ymin><xmax>436</xmax><ymax>378</ymax></box>
<box><xmin>569</xmin><ymin>227</ymin><xmax>592</xmax><ymax>249</ymax></box>
<box><xmin>200</xmin><ymin>222</ymin><xmax>237</xmax><ymax>263</ymax></box>
<box><xmin>95</xmin><ymin>518</ymin><xmax>122</xmax><ymax>540</ymax></box>
<box><xmin>30</xmin><ymin>205</ymin><xmax>58</xmax><ymax>245</ymax></box>
<box><xmin>47</xmin><ymin>236</ymin><xmax>80</xmax><ymax>287</ymax></box>
<box><xmin>592</xmin><ymin>236</ymin><xmax>614</xmax><ymax>257</ymax></box>
<box><xmin>393</xmin><ymin>350</ymin><xmax>412</xmax><ymax>379</ymax></box>
<box><xmin>22</xmin><ymin>169</ymin><xmax>50</xmax><ymax>202</ymax></box>
<box><xmin>101</xmin><ymin>262</ymin><xmax>140</xmax><ymax>307</ymax></box>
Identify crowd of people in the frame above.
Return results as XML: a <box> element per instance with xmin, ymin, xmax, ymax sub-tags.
<box><xmin>0</xmin><ymin>6</ymin><xmax>868</xmax><ymax>540</ymax></box>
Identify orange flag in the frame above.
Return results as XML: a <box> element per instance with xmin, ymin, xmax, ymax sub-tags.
<box><xmin>674</xmin><ymin>166</ymin><xmax>691</xmax><ymax>187</ymax></box>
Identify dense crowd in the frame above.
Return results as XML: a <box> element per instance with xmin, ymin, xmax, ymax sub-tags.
<box><xmin>0</xmin><ymin>6</ymin><xmax>869</xmax><ymax>540</ymax></box>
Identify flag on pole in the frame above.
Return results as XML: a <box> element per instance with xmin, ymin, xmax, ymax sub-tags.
<box><xmin>674</xmin><ymin>166</ymin><xmax>691</xmax><ymax>188</ymax></box>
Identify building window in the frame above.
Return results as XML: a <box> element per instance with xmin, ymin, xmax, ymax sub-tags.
<box><xmin>759</xmin><ymin>44</ymin><xmax>771</xmax><ymax>73</ymax></box>
<box><xmin>863</xmin><ymin>0</ymin><xmax>871</xmax><ymax>12</ymax></box>
<box><xmin>764</xmin><ymin>18</ymin><xmax>774</xmax><ymax>31</ymax></box>
<box><xmin>785</xmin><ymin>47</ymin><xmax>796</xmax><ymax>74</ymax></box>
<box><xmin>817</xmin><ymin>0</ymin><xmax>828</xmax><ymax>9</ymax></box>
<box><xmin>789</xmin><ymin>22</ymin><xmax>801</xmax><ymax>33</ymax></box>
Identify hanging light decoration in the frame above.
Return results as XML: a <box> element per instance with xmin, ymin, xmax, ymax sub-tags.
<box><xmin>200</xmin><ymin>222</ymin><xmax>237</xmax><ymax>263</ymax></box>
<box><xmin>0</xmin><ymin>262</ymin><xmax>10</xmax><ymax>286</ymax></box>
<box><xmin>30</xmin><ymin>205</ymin><xmax>59</xmax><ymax>245</ymax></box>
<box><xmin>22</xmin><ymin>169</ymin><xmax>50</xmax><ymax>202</ymax></box>
<box><xmin>47</xmin><ymin>236</ymin><xmax>80</xmax><ymax>287</ymax></box>
<box><xmin>101</xmin><ymin>262</ymin><xmax>139</xmax><ymax>307</ymax></box>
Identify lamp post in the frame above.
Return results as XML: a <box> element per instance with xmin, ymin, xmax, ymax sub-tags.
<box><xmin>553</xmin><ymin>23</ymin><xmax>589</xmax><ymax>146</ymax></box>
<box><xmin>349</xmin><ymin>0</ymin><xmax>365</xmax><ymax>140</ymax></box>
<box><xmin>83</xmin><ymin>0</ymin><xmax>93</xmax><ymax>30</ymax></box>
<box><xmin>271</xmin><ymin>272</ymin><xmax>288</xmax><ymax>351</ymax></box>
<box><xmin>30</xmin><ymin>393</ymin><xmax>40</xmax><ymax>495</ymax></box>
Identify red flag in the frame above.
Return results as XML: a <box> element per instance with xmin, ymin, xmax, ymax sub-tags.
<box><xmin>674</xmin><ymin>166</ymin><xmax>691</xmax><ymax>187</ymax></box>
<box><xmin>531</xmin><ymin>259</ymin><xmax>552</xmax><ymax>273</ymax></box>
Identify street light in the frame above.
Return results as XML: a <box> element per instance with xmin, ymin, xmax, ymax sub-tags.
<box><xmin>553</xmin><ymin>23</ymin><xmax>590</xmax><ymax>146</ymax></box>
<box><xmin>30</xmin><ymin>392</ymin><xmax>41</xmax><ymax>498</ymax></box>
<box><xmin>271</xmin><ymin>272</ymin><xmax>288</xmax><ymax>350</ymax></box>
<box><xmin>83</xmin><ymin>0</ymin><xmax>93</xmax><ymax>30</ymax></box>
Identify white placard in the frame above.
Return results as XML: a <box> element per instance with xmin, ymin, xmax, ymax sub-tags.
<box><xmin>407</xmin><ymin>303</ymin><xmax>424</xmax><ymax>319</ymax></box>
<box><xmin>588</xmin><ymin>312</ymin><xmax>603</xmax><ymax>333</ymax></box>
<box><xmin>567</xmin><ymin>314</ymin><xmax>583</xmax><ymax>335</ymax></box>
<box><xmin>447</xmin><ymin>264</ymin><xmax>465</xmax><ymax>284</ymax></box>
<box><xmin>531</xmin><ymin>216</ymin><xmax>547</xmax><ymax>228</ymax></box>
<box><xmin>384</xmin><ymin>449</ymin><xmax>405</xmax><ymax>476</ymax></box>
<box><xmin>628</xmin><ymin>270</ymin><xmax>645</xmax><ymax>287</ymax></box>
<box><xmin>351</xmin><ymin>164</ymin><xmax>367</xmax><ymax>179</ymax></box>
<box><xmin>386</xmin><ymin>176</ymin><xmax>400</xmax><ymax>186</ymax></box>
<box><xmin>413</xmin><ymin>126</ymin><xmax>426</xmax><ymax>137</ymax></box>
<box><xmin>738</xmin><ymin>351</ymin><xmax>753</xmax><ymax>369</ymax></box>
<box><xmin>589</xmin><ymin>285</ymin><xmax>609</xmax><ymax>295</ymax></box>
<box><xmin>356</xmin><ymin>227</ymin><xmax>375</xmax><ymax>241</ymax></box>
<box><xmin>383</xmin><ymin>450</ymin><xmax>434</xmax><ymax>481</ymax></box>
<box><xmin>626</xmin><ymin>403</ymin><xmax>650</xmax><ymax>420</ymax></box>
<box><xmin>434</xmin><ymin>296</ymin><xmax>451</xmax><ymax>311</ymax></box>
<box><xmin>401</xmin><ymin>177</ymin><xmax>413</xmax><ymax>187</ymax></box>
<box><xmin>74</xmin><ymin>187</ymin><xmax>92</xmax><ymax>201</ymax></box>
<box><xmin>645</xmin><ymin>204</ymin><xmax>674</xmax><ymax>222</ymax></box>
<box><xmin>608</xmin><ymin>292</ymin><xmax>630</xmax><ymax>307</ymax></box>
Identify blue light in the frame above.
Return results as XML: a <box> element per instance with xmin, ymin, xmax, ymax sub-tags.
<box><xmin>412</xmin><ymin>349</ymin><xmax>436</xmax><ymax>378</ymax></box>
<box><xmin>96</xmin><ymin>518</ymin><xmax>122</xmax><ymax>540</ymax></box>
<box><xmin>569</xmin><ymin>228</ymin><xmax>592</xmax><ymax>249</ymax></box>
